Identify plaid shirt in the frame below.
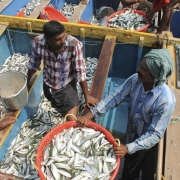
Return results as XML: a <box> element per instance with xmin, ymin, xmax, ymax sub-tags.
<box><xmin>28</xmin><ymin>34</ymin><xmax>86</xmax><ymax>89</ymax></box>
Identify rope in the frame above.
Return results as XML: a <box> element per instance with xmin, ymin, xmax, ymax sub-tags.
<box><xmin>30</xmin><ymin>154</ymin><xmax>38</xmax><ymax>170</ymax></box>
<box><xmin>64</xmin><ymin>114</ymin><xmax>77</xmax><ymax>123</ymax></box>
<box><xmin>115</xmin><ymin>138</ymin><xmax>121</xmax><ymax>146</ymax></box>
<box><xmin>169</xmin><ymin>116</ymin><xmax>180</xmax><ymax>124</ymax></box>
<box><xmin>154</xmin><ymin>173</ymin><xmax>166</xmax><ymax>180</ymax></box>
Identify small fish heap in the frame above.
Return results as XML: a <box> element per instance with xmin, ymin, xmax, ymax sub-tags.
<box><xmin>77</xmin><ymin>57</ymin><xmax>98</xmax><ymax>115</ymax></box>
<box><xmin>0</xmin><ymin>53</ymin><xmax>99</xmax><ymax>179</ymax></box>
<box><xmin>108</xmin><ymin>10</ymin><xmax>148</xmax><ymax>31</ymax></box>
<box><xmin>60</xmin><ymin>3</ymin><xmax>78</xmax><ymax>19</ymax></box>
<box><xmin>0</xmin><ymin>53</ymin><xmax>29</xmax><ymax>75</ymax></box>
<box><xmin>18</xmin><ymin>0</ymin><xmax>42</xmax><ymax>17</ymax></box>
<box><xmin>0</xmin><ymin>93</ymin><xmax>62</xmax><ymax>179</ymax></box>
<box><xmin>42</xmin><ymin>127</ymin><xmax>117</xmax><ymax>180</ymax></box>
<box><xmin>90</xmin><ymin>15</ymin><xmax>101</xmax><ymax>26</ymax></box>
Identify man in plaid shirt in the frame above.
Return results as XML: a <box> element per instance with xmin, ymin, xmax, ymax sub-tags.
<box><xmin>27</xmin><ymin>20</ymin><xmax>98</xmax><ymax>120</ymax></box>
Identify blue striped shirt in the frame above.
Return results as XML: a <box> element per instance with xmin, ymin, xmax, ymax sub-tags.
<box><xmin>91</xmin><ymin>74</ymin><xmax>176</xmax><ymax>154</ymax></box>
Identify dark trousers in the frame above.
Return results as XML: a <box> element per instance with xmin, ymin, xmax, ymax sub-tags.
<box><xmin>121</xmin><ymin>144</ymin><xmax>158</xmax><ymax>180</ymax></box>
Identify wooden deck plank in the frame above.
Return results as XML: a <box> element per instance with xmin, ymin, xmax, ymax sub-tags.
<box><xmin>0</xmin><ymin>0</ymin><xmax>12</xmax><ymax>13</ymax></box>
<box><xmin>68</xmin><ymin>0</ymin><xmax>90</xmax><ymax>23</ymax></box>
<box><xmin>0</xmin><ymin>23</ymin><xmax>8</xmax><ymax>36</ymax></box>
<box><xmin>0</xmin><ymin>63</ymin><xmax>43</xmax><ymax>147</ymax></box>
<box><xmin>164</xmin><ymin>43</ymin><xmax>180</xmax><ymax>180</ymax></box>
<box><xmin>83</xmin><ymin>35</ymin><xmax>116</xmax><ymax>115</ymax></box>
<box><xmin>28</xmin><ymin>0</ymin><xmax>51</xmax><ymax>18</ymax></box>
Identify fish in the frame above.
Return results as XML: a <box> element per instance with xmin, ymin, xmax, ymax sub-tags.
<box><xmin>108</xmin><ymin>10</ymin><xmax>148</xmax><ymax>31</ymax></box>
<box><xmin>60</xmin><ymin>3</ymin><xmax>78</xmax><ymax>19</ymax></box>
<box><xmin>0</xmin><ymin>55</ymin><xmax>99</xmax><ymax>179</ymax></box>
<box><xmin>41</xmin><ymin>127</ymin><xmax>117</xmax><ymax>180</ymax></box>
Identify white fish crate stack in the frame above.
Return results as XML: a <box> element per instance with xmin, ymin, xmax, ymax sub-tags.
<box><xmin>36</xmin><ymin>121</ymin><xmax>120</xmax><ymax>180</ymax></box>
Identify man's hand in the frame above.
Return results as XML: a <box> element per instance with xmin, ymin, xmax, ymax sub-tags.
<box><xmin>77</xmin><ymin>112</ymin><xmax>94</xmax><ymax>127</ymax></box>
<box><xmin>0</xmin><ymin>172</ymin><xmax>15</xmax><ymax>180</ymax></box>
<box><xmin>113</xmin><ymin>144</ymin><xmax>128</xmax><ymax>158</ymax></box>
<box><xmin>77</xmin><ymin>116</ymin><xmax>90</xmax><ymax>127</ymax></box>
<box><xmin>85</xmin><ymin>95</ymin><xmax>98</xmax><ymax>109</ymax></box>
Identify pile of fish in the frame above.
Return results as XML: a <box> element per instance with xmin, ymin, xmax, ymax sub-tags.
<box><xmin>41</xmin><ymin>127</ymin><xmax>117</xmax><ymax>180</ymax></box>
<box><xmin>0</xmin><ymin>53</ymin><xmax>29</xmax><ymax>75</ymax></box>
<box><xmin>108</xmin><ymin>10</ymin><xmax>148</xmax><ymax>31</ymax></box>
<box><xmin>90</xmin><ymin>15</ymin><xmax>101</xmax><ymax>26</ymax></box>
<box><xmin>77</xmin><ymin>57</ymin><xmax>98</xmax><ymax>115</ymax></box>
<box><xmin>60</xmin><ymin>3</ymin><xmax>78</xmax><ymax>19</ymax></box>
<box><xmin>0</xmin><ymin>93</ymin><xmax>63</xmax><ymax>179</ymax></box>
<box><xmin>0</xmin><ymin>54</ymin><xmax>99</xmax><ymax>179</ymax></box>
<box><xmin>18</xmin><ymin>0</ymin><xmax>42</xmax><ymax>17</ymax></box>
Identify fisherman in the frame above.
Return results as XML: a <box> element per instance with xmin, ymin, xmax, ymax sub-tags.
<box><xmin>77</xmin><ymin>49</ymin><xmax>176</xmax><ymax>180</ymax></box>
<box><xmin>27</xmin><ymin>20</ymin><xmax>98</xmax><ymax>121</ymax></box>
<box><xmin>146</xmin><ymin>0</ymin><xmax>180</xmax><ymax>34</ymax></box>
<box><xmin>121</xmin><ymin>0</ymin><xmax>180</xmax><ymax>34</ymax></box>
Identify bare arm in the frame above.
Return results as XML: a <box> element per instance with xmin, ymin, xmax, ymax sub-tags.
<box><xmin>27</xmin><ymin>69</ymin><xmax>37</xmax><ymax>89</ymax></box>
<box><xmin>79</xmin><ymin>80</ymin><xmax>98</xmax><ymax>108</ymax></box>
<box><xmin>77</xmin><ymin>111</ymin><xmax>94</xmax><ymax>126</ymax></box>
<box><xmin>157</xmin><ymin>6</ymin><xmax>174</xmax><ymax>34</ymax></box>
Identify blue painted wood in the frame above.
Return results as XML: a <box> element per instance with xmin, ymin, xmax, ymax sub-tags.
<box><xmin>50</xmin><ymin>0</ymin><xmax>66</xmax><ymax>11</ymax></box>
<box><xmin>10</xmin><ymin>29</ymin><xmax>32</xmax><ymax>55</ymax></box>
<box><xmin>170</xmin><ymin>11</ymin><xmax>180</xmax><ymax>38</ymax></box>
<box><xmin>94</xmin><ymin>0</ymin><xmax>120</xmax><ymax>11</ymax></box>
<box><xmin>136</xmin><ymin>46</ymin><xmax>143</xmax><ymax>69</ymax></box>
<box><xmin>81</xmin><ymin>0</ymin><xmax>94</xmax><ymax>23</ymax></box>
<box><xmin>0</xmin><ymin>72</ymin><xmax>43</xmax><ymax>161</ymax></box>
<box><xmin>1</xmin><ymin>0</ymin><xmax>31</xmax><ymax>16</ymax></box>
<box><xmin>0</xmin><ymin>31</ymin><xmax>11</xmax><ymax>67</ymax></box>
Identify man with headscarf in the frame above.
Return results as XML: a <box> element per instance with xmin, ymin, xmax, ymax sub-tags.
<box><xmin>77</xmin><ymin>49</ymin><xmax>176</xmax><ymax>180</ymax></box>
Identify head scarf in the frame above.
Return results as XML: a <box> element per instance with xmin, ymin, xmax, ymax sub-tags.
<box><xmin>144</xmin><ymin>49</ymin><xmax>174</xmax><ymax>85</ymax></box>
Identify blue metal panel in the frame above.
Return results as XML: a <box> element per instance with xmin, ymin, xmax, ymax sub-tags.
<box><xmin>94</xmin><ymin>0</ymin><xmax>121</xmax><ymax>11</ymax></box>
<box><xmin>1</xmin><ymin>0</ymin><xmax>31</xmax><ymax>16</ymax></box>
<box><xmin>170</xmin><ymin>11</ymin><xmax>180</xmax><ymax>38</ymax></box>
<box><xmin>0</xmin><ymin>72</ymin><xmax>43</xmax><ymax>161</ymax></box>
<box><xmin>81</xmin><ymin>0</ymin><xmax>94</xmax><ymax>22</ymax></box>
<box><xmin>136</xmin><ymin>46</ymin><xmax>143</xmax><ymax>69</ymax></box>
<box><xmin>51</xmin><ymin>0</ymin><xmax>79</xmax><ymax>10</ymax></box>
<box><xmin>50</xmin><ymin>0</ymin><xmax>66</xmax><ymax>10</ymax></box>
<box><xmin>109</xmin><ymin>43</ymin><xmax>138</xmax><ymax>79</ymax></box>
<box><xmin>0</xmin><ymin>31</ymin><xmax>11</xmax><ymax>67</ymax></box>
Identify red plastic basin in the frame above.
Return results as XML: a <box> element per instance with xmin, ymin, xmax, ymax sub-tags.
<box><xmin>36</xmin><ymin>121</ymin><xmax>120</xmax><ymax>180</ymax></box>
<box><xmin>40</xmin><ymin>6</ymin><xmax>68</xmax><ymax>22</ymax></box>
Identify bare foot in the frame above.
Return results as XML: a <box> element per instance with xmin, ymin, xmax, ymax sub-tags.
<box><xmin>81</xmin><ymin>0</ymin><xmax>88</xmax><ymax>5</ymax></box>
